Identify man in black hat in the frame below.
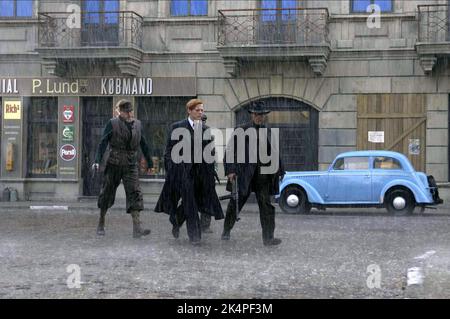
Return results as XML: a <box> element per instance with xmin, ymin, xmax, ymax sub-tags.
<box><xmin>222</xmin><ymin>100</ymin><xmax>285</xmax><ymax>246</ymax></box>
<box><xmin>92</xmin><ymin>99</ymin><xmax>152</xmax><ymax>238</ymax></box>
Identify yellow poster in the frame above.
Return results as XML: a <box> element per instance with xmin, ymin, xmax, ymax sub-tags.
<box><xmin>4</xmin><ymin>100</ymin><xmax>21</xmax><ymax>120</ymax></box>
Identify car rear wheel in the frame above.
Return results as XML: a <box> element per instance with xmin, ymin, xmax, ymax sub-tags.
<box><xmin>385</xmin><ymin>189</ymin><xmax>415</xmax><ymax>215</ymax></box>
<box><xmin>279</xmin><ymin>185</ymin><xmax>311</xmax><ymax>214</ymax></box>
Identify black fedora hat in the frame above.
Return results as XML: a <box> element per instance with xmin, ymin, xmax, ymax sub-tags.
<box><xmin>248</xmin><ymin>101</ymin><xmax>270</xmax><ymax>114</ymax></box>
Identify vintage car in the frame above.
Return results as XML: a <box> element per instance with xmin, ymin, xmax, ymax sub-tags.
<box><xmin>278</xmin><ymin>150</ymin><xmax>443</xmax><ymax>214</ymax></box>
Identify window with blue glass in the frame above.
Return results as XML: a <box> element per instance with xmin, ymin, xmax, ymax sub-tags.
<box><xmin>171</xmin><ymin>0</ymin><xmax>207</xmax><ymax>16</ymax></box>
<box><xmin>261</xmin><ymin>0</ymin><xmax>297</xmax><ymax>22</ymax></box>
<box><xmin>351</xmin><ymin>0</ymin><xmax>392</xmax><ymax>13</ymax></box>
<box><xmin>81</xmin><ymin>0</ymin><xmax>119</xmax><ymax>46</ymax></box>
<box><xmin>83</xmin><ymin>0</ymin><xmax>119</xmax><ymax>24</ymax></box>
<box><xmin>0</xmin><ymin>0</ymin><xmax>32</xmax><ymax>17</ymax></box>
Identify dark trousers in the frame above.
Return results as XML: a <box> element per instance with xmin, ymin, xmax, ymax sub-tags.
<box><xmin>169</xmin><ymin>166</ymin><xmax>204</xmax><ymax>241</ymax></box>
<box><xmin>171</xmin><ymin>204</ymin><xmax>211</xmax><ymax>239</ymax></box>
<box><xmin>200</xmin><ymin>213</ymin><xmax>211</xmax><ymax>230</ymax></box>
<box><xmin>173</xmin><ymin>207</ymin><xmax>211</xmax><ymax>232</ymax></box>
<box><xmin>223</xmin><ymin>171</ymin><xmax>275</xmax><ymax>241</ymax></box>
<box><xmin>98</xmin><ymin>164</ymin><xmax>143</xmax><ymax>214</ymax></box>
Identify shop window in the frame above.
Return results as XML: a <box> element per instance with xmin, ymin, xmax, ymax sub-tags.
<box><xmin>171</xmin><ymin>0</ymin><xmax>207</xmax><ymax>16</ymax></box>
<box><xmin>136</xmin><ymin>97</ymin><xmax>193</xmax><ymax>178</ymax></box>
<box><xmin>0</xmin><ymin>0</ymin><xmax>33</xmax><ymax>18</ymax></box>
<box><xmin>26</xmin><ymin>97</ymin><xmax>58</xmax><ymax>177</ymax></box>
<box><xmin>351</xmin><ymin>0</ymin><xmax>392</xmax><ymax>12</ymax></box>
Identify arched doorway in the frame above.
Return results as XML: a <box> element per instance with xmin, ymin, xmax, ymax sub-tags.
<box><xmin>235</xmin><ymin>97</ymin><xmax>318</xmax><ymax>172</ymax></box>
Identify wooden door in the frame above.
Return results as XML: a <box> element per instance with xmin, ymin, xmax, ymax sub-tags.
<box><xmin>357</xmin><ymin>94</ymin><xmax>426</xmax><ymax>171</ymax></box>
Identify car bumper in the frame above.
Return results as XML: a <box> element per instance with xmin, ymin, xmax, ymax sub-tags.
<box><xmin>427</xmin><ymin>175</ymin><xmax>443</xmax><ymax>205</ymax></box>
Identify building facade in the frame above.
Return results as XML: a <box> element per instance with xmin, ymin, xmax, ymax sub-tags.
<box><xmin>0</xmin><ymin>0</ymin><xmax>449</xmax><ymax>201</ymax></box>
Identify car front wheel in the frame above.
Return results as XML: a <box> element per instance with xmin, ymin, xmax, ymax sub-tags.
<box><xmin>385</xmin><ymin>189</ymin><xmax>415</xmax><ymax>215</ymax></box>
<box><xmin>279</xmin><ymin>185</ymin><xmax>311</xmax><ymax>214</ymax></box>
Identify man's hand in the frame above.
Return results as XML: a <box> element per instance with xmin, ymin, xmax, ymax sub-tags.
<box><xmin>227</xmin><ymin>173</ymin><xmax>236</xmax><ymax>181</ymax></box>
<box><xmin>92</xmin><ymin>163</ymin><xmax>99</xmax><ymax>171</ymax></box>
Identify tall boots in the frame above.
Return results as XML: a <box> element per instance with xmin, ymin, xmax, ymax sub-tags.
<box><xmin>96</xmin><ymin>209</ymin><xmax>107</xmax><ymax>236</ymax></box>
<box><xmin>97</xmin><ymin>209</ymin><xmax>150</xmax><ymax>238</ymax></box>
<box><xmin>131</xmin><ymin>210</ymin><xmax>151</xmax><ymax>239</ymax></box>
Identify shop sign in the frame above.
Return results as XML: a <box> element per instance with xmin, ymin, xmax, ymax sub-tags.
<box><xmin>60</xmin><ymin>144</ymin><xmax>76</xmax><ymax>161</ymax></box>
<box><xmin>0</xmin><ymin>78</ymin><xmax>19</xmax><ymax>94</ymax></box>
<box><xmin>3</xmin><ymin>100</ymin><xmax>21</xmax><ymax>120</ymax></box>
<box><xmin>63</xmin><ymin>105</ymin><xmax>75</xmax><ymax>123</ymax></box>
<box><xmin>62</xmin><ymin>125</ymin><xmax>74</xmax><ymax>142</ymax></box>
<box><xmin>8</xmin><ymin>77</ymin><xmax>196</xmax><ymax>96</ymax></box>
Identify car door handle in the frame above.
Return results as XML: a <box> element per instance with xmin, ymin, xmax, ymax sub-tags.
<box><xmin>365</xmin><ymin>175</ymin><xmax>370</xmax><ymax>178</ymax></box>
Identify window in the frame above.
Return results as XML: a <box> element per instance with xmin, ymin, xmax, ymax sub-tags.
<box><xmin>171</xmin><ymin>0</ymin><xmax>207</xmax><ymax>16</ymax></box>
<box><xmin>137</xmin><ymin>97</ymin><xmax>193</xmax><ymax>178</ymax></box>
<box><xmin>373</xmin><ymin>156</ymin><xmax>402</xmax><ymax>170</ymax></box>
<box><xmin>0</xmin><ymin>0</ymin><xmax>33</xmax><ymax>18</ymax></box>
<box><xmin>82</xmin><ymin>0</ymin><xmax>119</xmax><ymax>46</ymax></box>
<box><xmin>333</xmin><ymin>157</ymin><xmax>369</xmax><ymax>170</ymax></box>
<box><xmin>261</xmin><ymin>0</ymin><xmax>297</xmax><ymax>22</ymax></box>
<box><xmin>26</xmin><ymin>97</ymin><xmax>58</xmax><ymax>177</ymax></box>
<box><xmin>83</xmin><ymin>0</ymin><xmax>119</xmax><ymax>24</ymax></box>
<box><xmin>351</xmin><ymin>0</ymin><xmax>392</xmax><ymax>13</ymax></box>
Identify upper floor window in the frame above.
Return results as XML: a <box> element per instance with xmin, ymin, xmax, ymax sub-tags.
<box><xmin>351</xmin><ymin>0</ymin><xmax>392</xmax><ymax>13</ymax></box>
<box><xmin>83</xmin><ymin>0</ymin><xmax>119</xmax><ymax>24</ymax></box>
<box><xmin>0</xmin><ymin>0</ymin><xmax>33</xmax><ymax>17</ymax></box>
<box><xmin>171</xmin><ymin>0</ymin><xmax>207</xmax><ymax>16</ymax></box>
<box><xmin>261</xmin><ymin>0</ymin><xmax>297</xmax><ymax>22</ymax></box>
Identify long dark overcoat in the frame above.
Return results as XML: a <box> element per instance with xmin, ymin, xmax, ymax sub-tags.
<box><xmin>154</xmin><ymin>119</ymin><xmax>224</xmax><ymax>220</ymax></box>
<box><xmin>223</xmin><ymin>121</ymin><xmax>285</xmax><ymax>197</ymax></box>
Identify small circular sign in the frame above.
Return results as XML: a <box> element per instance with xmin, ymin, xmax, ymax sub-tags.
<box><xmin>60</xmin><ymin>144</ymin><xmax>76</xmax><ymax>161</ymax></box>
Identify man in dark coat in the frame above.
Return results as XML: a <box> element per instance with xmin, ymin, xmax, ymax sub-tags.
<box><xmin>222</xmin><ymin>100</ymin><xmax>285</xmax><ymax>246</ymax></box>
<box><xmin>92</xmin><ymin>99</ymin><xmax>152</xmax><ymax>238</ymax></box>
<box><xmin>198</xmin><ymin>113</ymin><xmax>218</xmax><ymax>234</ymax></box>
<box><xmin>154</xmin><ymin>99</ymin><xmax>224</xmax><ymax>245</ymax></box>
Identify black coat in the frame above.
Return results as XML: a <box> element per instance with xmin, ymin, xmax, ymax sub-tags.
<box><xmin>223</xmin><ymin>121</ymin><xmax>285</xmax><ymax>197</ymax></box>
<box><xmin>154</xmin><ymin>119</ymin><xmax>224</xmax><ymax>220</ymax></box>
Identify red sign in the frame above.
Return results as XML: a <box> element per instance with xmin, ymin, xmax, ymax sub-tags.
<box><xmin>60</xmin><ymin>144</ymin><xmax>76</xmax><ymax>161</ymax></box>
<box><xmin>63</xmin><ymin>105</ymin><xmax>74</xmax><ymax>123</ymax></box>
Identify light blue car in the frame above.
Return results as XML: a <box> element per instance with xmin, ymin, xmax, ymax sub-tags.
<box><xmin>278</xmin><ymin>150</ymin><xmax>443</xmax><ymax>215</ymax></box>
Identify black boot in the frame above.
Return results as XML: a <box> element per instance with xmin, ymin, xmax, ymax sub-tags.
<box><xmin>172</xmin><ymin>224</ymin><xmax>180</xmax><ymax>239</ymax></box>
<box><xmin>263</xmin><ymin>238</ymin><xmax>282</xmax><ymax>246</ymax></box>
<box><xmin>221</xmin><ymin>229</ymin><xmax>231</xmax><ymax>240</ymax></box>
<box><xmin>96</xmin><ymin>209</ymin><xmax>107</xmax><ymax>236</ymax></box>
<box><xmin>131</xmin><ymin>210</ymin><xmax>151</xmax><ymax>239</ymax></box>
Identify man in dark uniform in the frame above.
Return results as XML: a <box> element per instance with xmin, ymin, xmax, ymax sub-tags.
<box><xmin>154</xmin><ymin>99</ymin><xmax>223</xmax><ymax>245</ymax></box>
<box><xmin>92</xmin><ymin>99</ymin><xmax>152</xmax><ymax>238</ymax></box>
<box><xmin>222</xmin><ymin>100</ymin><xmax>285</xmax><ymax>246</ymax></box>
